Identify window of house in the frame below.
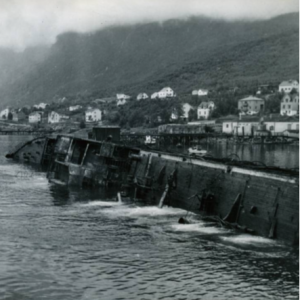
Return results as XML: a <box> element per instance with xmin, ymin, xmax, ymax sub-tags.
<box><xmin>283</xmin><ymin>105</ymin><xmax>285</xmax><ymax>109</ymax></box>
<box><xmin>288</xmin><ymin>105</ymin><xmax>291</xmax><ymax>109</ymax></box>
<box><xmin>226</xmin><ymin>124</ymin><xmax>229</xmax><ymax>128</ymax></box>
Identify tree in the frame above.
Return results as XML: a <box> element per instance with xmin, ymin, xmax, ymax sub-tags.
<box><xmin>79</xmin><ymin>120</ymin><xmax>86</xmax><ymax>129</ymax></box>
<box><xmin>188</xmin><ymin>108</ymin><xmax>198</xmax><ymax>121</ymax></box>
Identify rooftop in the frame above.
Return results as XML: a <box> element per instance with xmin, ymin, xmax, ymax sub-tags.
<box><xmin>279</xmin><ymin>80</ymin><xmax>299</xmax><ymax>86</ymax></box>
<box><xmin>239</xmin><ymin>96</ymin><xmax>264</xmax><ymax>101</ymax></box>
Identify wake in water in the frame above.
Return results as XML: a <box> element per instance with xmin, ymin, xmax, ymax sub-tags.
<box><xmin>103</xmin><ymin>205</ymin><xmax>186</xmax><ymax>218</ymax></box>
<box><xmin>220</xmin><ymin>234</ymin><xmax>277</xmax><ymax>245</ymax></box>
<box><xmin>171</xmin><ymin>223</ymin><xmax>228</xmax><ymax>235</ymax></box>
<box><xmin>79</xmin><ymin>200</ymin><xmax>122</xmax><ymax>207</ymax></box>
<box><xmin>61</xmin><ymin>197</ymin><xmax>287</xmax><ymax>254</ymax></box>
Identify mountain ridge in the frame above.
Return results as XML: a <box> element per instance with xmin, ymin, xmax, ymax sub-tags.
<box><xmin>0</xmin><ymin>12</ymin><xmax>298</xmax><ymax>107</ymax></box>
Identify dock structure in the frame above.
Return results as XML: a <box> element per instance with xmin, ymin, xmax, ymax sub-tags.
<box><xmin>120</xmin><ymin>132</ymin><xmax>298</xmax><ymax>147</ymax></box>
<box><xmin>0</xmin><ymin>130</ymin><xmax>54</xmax><ymax>135</ymax></box>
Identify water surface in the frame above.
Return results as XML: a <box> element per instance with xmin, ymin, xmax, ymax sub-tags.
<box><xmin>0</xmin><ymin>136</ymin><xmax>298</xmax><ymax>300</ymax></box>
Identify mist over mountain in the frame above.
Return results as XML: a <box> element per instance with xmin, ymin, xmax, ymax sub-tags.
<box><xmin>0</xmin><ymin>12</ymin><xmax>298</xmax><ymax>107</ymax></box>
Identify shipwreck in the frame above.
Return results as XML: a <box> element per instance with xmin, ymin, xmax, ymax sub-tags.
<box><xmin>5</xmin><ymin>126</ymin><xmax>299</xmax><ymax>245</ymax></box>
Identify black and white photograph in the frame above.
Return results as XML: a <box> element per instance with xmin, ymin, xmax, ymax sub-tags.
<box><xmin>0</xmin><ymin>0</ymin><xmax>298</xmax><ymax>299</ymax></box>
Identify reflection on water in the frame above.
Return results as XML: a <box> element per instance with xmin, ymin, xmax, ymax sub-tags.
<box><xmin>0</xmin><ymin>136</ymin><xmax>298</xmax><ymax>300</ymax></box>
<box><xmin>203</xmin><ymin>141</ymin><xmax>299</xmax><ymax>169</ymax></box>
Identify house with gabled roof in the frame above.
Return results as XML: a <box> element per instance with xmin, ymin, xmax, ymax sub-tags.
<box><xmin>48</xmin><ymin>111</ymin><xmax>69</xmax><ymax>124</ymax></box>
<box><xmin>279</xmin><ymin>80</ymin><xmax>299</xmax><ymax>93</ymax></box>
<box><xmin>280</xmin><ymin>93</ymin><xmax>299</xmax><ymax>116</ymax></box>
<box><xmin>192</xmin><ymin>89</ymin><xmax>209</xmax><ymax>96</ymax></box>
<box><xmin>197</xmin><ymin>101</ymin><xmax>215</xmax><ymax>119</ymax></box>
<box><xmin>137</xmin><ymin>93</ymin><xmax>148</xmax><ymax>101</ymax></box>
<box><xmin>33</xmin><ymin>103</ymin><xmax>48</xmax><ymax>110</ymax></box>
<box><xmin>116</xmin><ymin>94</ymin><xmax>131</xmax><ymax>101</ymax></box>
<box><xmin>29</xmin><ymin>112</ymin><xmax>42</xmax><ymax>123</ymax></box>
<box><xmin>85</xmin><ymin>108</ymin><xmax>102</xmax><ymax>123</ymax></box>
<box><xmin>157</xmin><ymin>87</ymin><xmax>175</xmax><ymax>98</ymax></box>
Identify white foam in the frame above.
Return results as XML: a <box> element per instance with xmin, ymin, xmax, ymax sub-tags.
<box><xmin>171</xmin><ymin>223</ymin><xmax>227</xmax><ymax>234</ymax></box>
<box><xmin>104</xmin><ymin>206</ymin><xmax>186</xmax><ymax>217</ymax></box>
<box><xmin>79</xmin><ymin>201</ymin><xmax>121</xmax><ymax>207</ymax></box>
<box><xmin>220</xmin><ymin>234</ymin><xmax>276</xmax><ymax>245</ymax></box>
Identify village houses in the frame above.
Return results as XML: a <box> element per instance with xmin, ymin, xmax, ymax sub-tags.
<box><xmin>151</xmin><ymin>87</ymin><xmax>175</xmax><ymax>99</ymax></box>
<box><xmin>69</xmin><ymin>105</ymin><xmax>83</xmax><ymax>111</ymax></box>
<box><xmin>33</xmin><ymin>103</ymin><xmax>48</xmax><ymax>110</ymax></box>
<box><xmin>48</xmin><ymin>111</ymin><xmax>69</xmax><ymax>124</ymax></box>
<box><xmin>116</xmin><ymin>94</ymin><xmax>131</xmax><ymax>101</ymax></box>
<box><xmin>117</xmin><ymin>99</ymin><xmax>127</xmax><ymax>106</ymax></box>
<box><xmin>280</xmin><ymin>93</ymin><xmax>299</xmax><ymax>116</ymax></box>
<box><xmin>197</xmin><ymin>101</ymin><xmax>215</xmax><ymax>119</ymax></box>
<box><xmin>238</xmin><ymin>96</ymin><xmax>265</xmax><ymax>115</ymax></box>
<box><xmin>28</xmin><ymin>112</ymin><xmax>42</xmax><ymax>123</ymax></box>
<box><xmin>136</xmin><ymin>93</ymin><xmax>148</xmax><ymax>101</ymax></box>
<box><xmin>0</xmin><ymin>108</ymin><xmax>11</xmax><ymax>119</ymax></box>
<box><xmin>85</xmin><ymin>108</ymin><xmax>102</xmax><ymax>123</ymax></box>
<box><xmin>12</xmin><ymin>111</ymin><xmax>26</xmax><ymax>122</ymax></box>
<box><xmin>151</xmin><ymin>92</ymin><xmax>158</xmax><ymax>99</ymax></box>
<box><xmin>158</xmin><ymin>87</ymin><xmax>175</xmax><ymax>98</ymax></box>
<box><xmin>192</xmin><ymin>89</ymin><xmax>209</xmax><ymax>96</ymax></box>
<box><xmin>278</xmin><ymin>80</ymin><xmax>299</xmax><ymax>93</ymax></box>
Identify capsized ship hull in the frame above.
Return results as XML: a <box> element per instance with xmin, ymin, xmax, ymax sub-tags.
<box><xmin>6</xmin><ymin>134</ymin><xmax>299</xmax><ymax>245</ymax></box>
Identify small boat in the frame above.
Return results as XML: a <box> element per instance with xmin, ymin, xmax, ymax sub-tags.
<box><xmin>188</xmin><ymin>145</ymin><xmax>207</xmax><ymax>156</ymax></box>
<box><xmin>144</xmin><ymin>135</ymin><xmax>156</xmax><ymax>145</ymax></box>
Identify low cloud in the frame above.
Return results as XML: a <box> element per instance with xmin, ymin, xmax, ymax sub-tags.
<box><xmin>0</xmin><ymin>0</ymin><xmax>298</xmax><ymax>51</ymax></box>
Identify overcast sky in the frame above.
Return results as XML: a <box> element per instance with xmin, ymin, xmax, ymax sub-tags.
<box><xmin>0</xmin><ymin>0</ymin><xmax>298</xmax><ymax>51</ymax></box>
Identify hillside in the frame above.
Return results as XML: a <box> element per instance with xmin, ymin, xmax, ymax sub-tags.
<box><xmin>0</xmin><ymin>12</ymin><xmax>298</xmax><ymax>107</ymax></box>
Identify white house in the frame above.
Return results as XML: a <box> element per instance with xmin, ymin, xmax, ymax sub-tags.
<box><xmin>151</xmin><ymin>92</ymin><xmax>158</xmax><ymax>99</ymax></box>
<box><xmin>137</xmin><ymin>93</ymin><xmax>148</xmax><ymax>101</ymax></box>
<box><xmin>0</xmin><ymin>108</ymin><xmax>11</xmax><ymax>119</ymax></box>
<box><xmin>279</xmin><ymin>80</ymin><xmax>299</xmax><ymax>93</ymax></box>
<box><xmin>116</xmin><ymin>94</ymin><xmax>131</xmax><ymax>101</ymax></box>
<box><xmin>222</xmin><ymin>116</ymin><xmax>299</xmax><ymax>135</ymax></box>
<box><xmin>280</xmin><ymin>94</ymin><xmax>299</xmax><ymax>116</ymax></box>
<box><xmin>29</xmin><ymin>112</ymin><xmax>42</xmax><ymax>123</ymax></box>
<box><xmin>85</xmin><ymin>108</ymin><xmax>102</xmax><ymax>123</ymax></box>
<box><xmin>69</xmin><ymin>105</ymin><xmax>83</xmax><ymax>111</ymax></box>
<box><xmin>197</xmin><ymin>101</ymin><xmax>215</xmax><ymax>119</ymax></box>
<box><xmin>48</xmin><ymin>111</ymin><xmax>69</xmax><ymax>124</ymax></box>
<box><xmin>157</xmin><ymin>87</ymin><xmax>175</xmax><ymax>99</ymax></box>
<box><xmin>33</xmin><ymin>103</ymin><xmax>48</xmax><ymax>110</ymax></box>
<box><xmin>192</xmin><ymin>89</ymin><xmax>209</xmax><ymax>96</ymax></box>
<box><xmin>117</xmin><ymin>99</ymin><xmax>127</xmax><ymax>106</ymax></box>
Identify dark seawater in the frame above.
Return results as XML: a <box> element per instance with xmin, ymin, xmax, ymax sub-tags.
<box><xmin>0</xmin><ymin>136</ymin><xmax>298</xmax><ymax>300</ymax></box>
